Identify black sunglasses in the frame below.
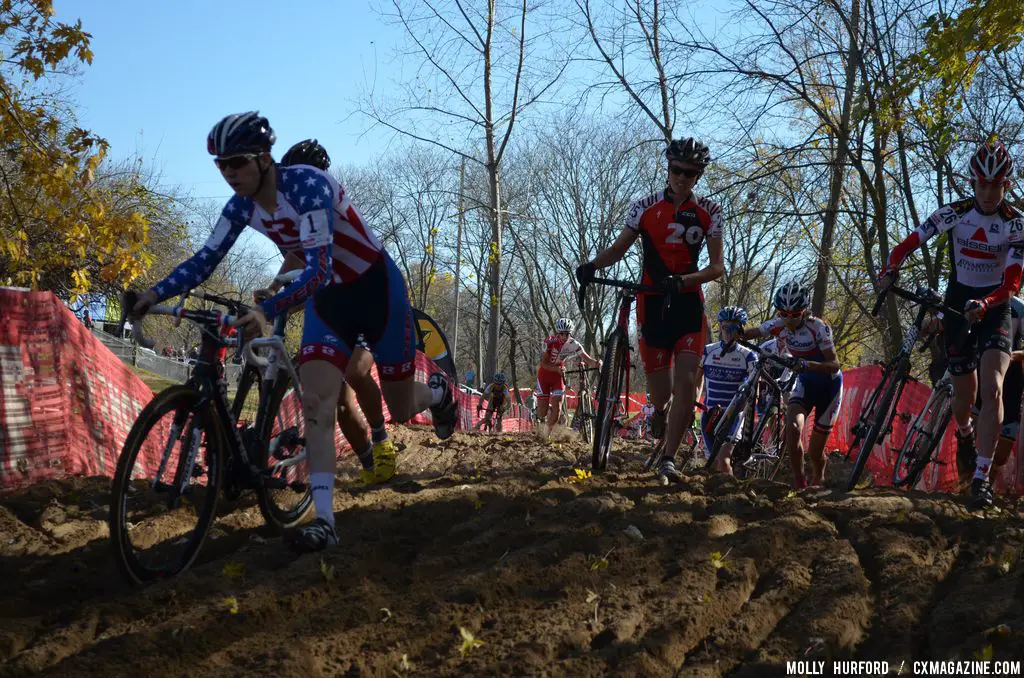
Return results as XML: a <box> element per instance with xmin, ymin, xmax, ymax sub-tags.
<box><xmin>214</xmin><ymin>154</ymin><xmax>258</xmax><ymax>171</ymax></box>
<box><xmin>669</xmin><ymin>165</ymin><xmax>701</xmax><ymax>178</ymax></box>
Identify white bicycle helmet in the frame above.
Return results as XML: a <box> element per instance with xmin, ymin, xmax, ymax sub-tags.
<box><xmin>969</xmin><ymin>140</ymin><xmax>1013</xmax><ymax>183</ymax></box>
<box><xmin>773</xmin><ymin>281</ymin><xmax>810</xmax><ymax>312</ymax></box>
<box><xmin>554</xmin><ymin>317</ymin><xmax>573</xmax><ymax>333</ymax></box>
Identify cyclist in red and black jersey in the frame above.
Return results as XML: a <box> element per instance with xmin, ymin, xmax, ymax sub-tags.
<box><xmin>879</xmin><ymin>140</ymin><xmax>1024</xmax><ymax>508</ymax></box>
<box><xmin>577</xmin><ymin>138</ymin><xmax>725</xmax><ymax>482</ymax></box>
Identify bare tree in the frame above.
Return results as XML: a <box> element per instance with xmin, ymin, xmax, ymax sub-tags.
<box><xmin>361</xmin><ymin>0</ymin><xmax>570</xmax><ymax>378</ymax></box>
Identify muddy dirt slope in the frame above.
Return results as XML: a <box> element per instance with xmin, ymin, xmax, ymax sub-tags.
<box><xmin>2</xmin><ymin>427</ymin><xmax>1023</xmax><ymax>676</ymax></box>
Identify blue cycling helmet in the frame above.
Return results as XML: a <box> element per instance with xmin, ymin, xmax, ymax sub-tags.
<box><xmin>717</xmin><ymin>305</ymin><xmax>748</xmax><ymax>325</ymax></box>
<box><xmin>493</xmin><ymin>372</ymin><xmax>506</xmax><ymax>383</ymax></box>
<box><xmin>774</xmin><ymin>281</ymin><xmax>810</xmax><ymax>312</ymax></box>
<box><xmin>207</xmin><ymin>111</ymin><xmax>276</xmax><ymax>156</ymax></box>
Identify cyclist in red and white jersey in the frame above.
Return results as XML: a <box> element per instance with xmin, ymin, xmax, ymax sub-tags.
<box><xmin>744</xmin><ymin>282</ymin><xmax>842</xmax><ymax>487</ymax></box>
<box><xmin>535</xmin><ymin>318</ymin><xmax>601</xmax><ymax>438</ymax></box>
<box><xmin>576</xmin><ymin>137</ymin><xmax>725</xmax><ymax>482</ymax></box>
<box><xmin>879</xmin><ymin>140</ymin><xmax>1024</xmax><ymax>508</ymax></box>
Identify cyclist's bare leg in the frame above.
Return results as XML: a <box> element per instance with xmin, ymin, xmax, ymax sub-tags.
<box><xmin>975</xmin><ymin>349</ymin><xmax>1010</xmax><ymax>479</ymax></box>
<box><xmin>546</xmin><ymin>394</ymin><xmax>564</xmax><ymax>431</ymax></box>
<box><xmin>662</xmin><ymin>353</ymin><xmax>700</xmax><ymax>461</ymax></box>
<box><xmin>647</xmin><ymin>369</ymin><xmax>671</xmax><ymax>418</ymax></box>
<box><xmin>535</xmin><ymin>396</ymin><xmax>550</xmax><ymax>435</ymax></box>
<box><xmin>786</xmin><ymin>404</ymin><xmax>809</xmax><ymax>486</ymax></box>
<box><xmin>806</xmin><ymin>429</ymin><xmax>829</xmax><ymax>485</ymax></box>
<box><xmin>300</xmin><ymin>361</ymin><xmax>344</xmax><ymax>524</ymax></box>
<box><xmin>379</xmin><ymin>375</ymin><xmax>436</xmax><ymax>422</ymax></box>
<box><xmin>344</xmin><ymin>347</ymin><xmax>387</xmax><ymax>431</ymax></box>
<box><xmin>994</xmin><ymin>435</ymin><xmax>1014</xmax><ymax>467</ymax></box>
<box><xmin>715</xmin><ymin>442</ymin><xmax>735</xmax><ymax>475</ymax></box>
<box><xmin>337</xmin><ymin>382</ymin><xmax>371</xmax><ymax>456</ymax></box>
<box><xmin>951</xmin><ymin>371</ymin><xmax>979</xmax><ymax>431</ymax></box>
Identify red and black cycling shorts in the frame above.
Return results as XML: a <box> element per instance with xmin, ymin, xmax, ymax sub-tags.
<box><xmin>637</xmin><ymin>291</ymin><xmax>708</xmax><ymax>372</ymax></box>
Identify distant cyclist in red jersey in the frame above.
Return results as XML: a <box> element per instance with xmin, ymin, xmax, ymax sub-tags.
<box><xmin>535</xmin><ymin>317</ymin><xmax>601</xmax><ymax>439</ymax></box>
<box><xmin>576</xmin><ymin>138</ymin><xmax>725</xmax><ymax>482</ymax></box>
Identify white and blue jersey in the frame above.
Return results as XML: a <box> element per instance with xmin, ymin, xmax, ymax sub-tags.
<box><xmin>701</xmin><ymin>341</ymin><xmax>757</xmax><ymax>450</ymax></box>
<box><xmin>758</xmin><ymin>315</ymin><xmax>843</xmax><ymax>432</ymax></box>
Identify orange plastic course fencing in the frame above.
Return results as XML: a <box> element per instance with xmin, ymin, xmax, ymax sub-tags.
<box><xmin>0</xmin><ymin>289</ymin><xmax>531</xmax><ymax>491</ymax></box>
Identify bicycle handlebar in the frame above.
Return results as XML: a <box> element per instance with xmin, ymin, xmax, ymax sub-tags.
<box><xmin>872</xmin><ymin>283</ymin><xmax>963</xmax><ymax>320</ymax></box>
<box><xmin>873</xmin><ymin>283</ymin><xmax>971</xmax><ymax>350</ymax></box>
<box><xmin>737</xmin><ymin>340</ymin><xmax>802</xmax><ymax>371</ymax></box>
<box><xmin>576</xmin><ymin>276</ymin><xmax>663</xmax><ymax>311</ymax></box>
<box><xmin>118</xmin><ymin>290</ymin><xmax>243</xmax><ymax>355</ymax></box>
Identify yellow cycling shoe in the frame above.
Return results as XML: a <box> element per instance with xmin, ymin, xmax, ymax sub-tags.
<box><xmin>372</xmin><ymin>439</ymin><xmax>397</xmax><ymax>483</ymax></box>
<box><xmin>358</xmin><ymin>467</ymin><xmax>377</xmax><ymax>485</ymax></box>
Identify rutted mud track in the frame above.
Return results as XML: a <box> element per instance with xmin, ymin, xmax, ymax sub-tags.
<box><xmin>2</xmin><ymin>428</ymin><xmax>1023</xmax><ymax>676</ymax></box>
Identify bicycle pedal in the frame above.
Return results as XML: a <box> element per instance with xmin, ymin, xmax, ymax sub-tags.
<box><xmin>261</xmin><ymin>475</ymin><xmax>288</xmax><ymax>490</ymax></box>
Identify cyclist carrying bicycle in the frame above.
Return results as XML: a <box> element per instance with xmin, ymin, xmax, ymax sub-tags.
<box><xmin>879</xmin><ymin>140</ymin><xmax>1024</xmax><ymax>508</ymax></box>
<box><xmin>126</xmin><ymin>112</ymin><xmax>458</xmax><ymax>552</ymax></box>
<box><xmin>257</xmin><ymin>139</ymin><xmax>392</xmax><ymax>487</ymax></box>
<box><xmin>702</xmin><ymin>306</ymin><xmax>758</xmax><ymax>475</ymax></box>
<box><xmin>744</xmin><ymin>281</ymin><xmax>842</xmax><ymax>488</ymax></box>
<box><xmin>475</xmin><ymin>372</ymin><xmax>510</xmax><ymax>432</ymax></box>
<box><xmin>534</xmin><ymin>318</ymin><xmax>601</xmax><ymax>439</ymax></box>
<box><xmin>576</xmin><ymin>137</ymin><xmax>725</xmax><ymax>482</ymax></box>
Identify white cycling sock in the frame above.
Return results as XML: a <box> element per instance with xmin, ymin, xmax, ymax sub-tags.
<box><xmin>973</xmin><ymin>456</ymin><xmax>993</xmax><ymax>481</ymax></box>
<box><xmin>429</xmin><ymin>386</ymin><xmax>445</xmax><ymax>406</ymax></box>
<box><xmin>310</xmin><ymin>472</ymin><xmax>336</xmax><ymax>527</ymax></box>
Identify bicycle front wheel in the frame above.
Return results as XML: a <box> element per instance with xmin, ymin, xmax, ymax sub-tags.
<box><xmin>893</xmin><ymin>385</ymin><xmax>952</xmax><ymax>488</ymax></box>
<box><xmin>255</xmin><ymin>366</ymin><xmax>312</xmax><ymax>529</ymax></box>
<box><xmin>847</xmin><ymin>360</ymin><xmax>907</xmax><ymax>491</ymax></box>
<box><xmin>109</xmin><ymin>385</ymin><xmax>225</xmax><ymax>585</ymax></box>
<box><xmin>592</xmin><ymin>330</ymin><xmax>628</xmax><ymax>472</ymax></box>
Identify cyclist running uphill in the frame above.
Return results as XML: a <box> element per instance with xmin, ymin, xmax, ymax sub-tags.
<box><xmin>535</xmin><ymin>318</ymin><xmax>601</xmax><ymax>439</ymax></box>
<box><xmin>475</xmin><ymin>372</ymin><xmax>510</xmax><ymax>431</ymax></box>
<box><xmin>702</xmin><ymin>307</ymin><xmax>758</xmax><ymax>475</ymax></box>
<box><xmin>257</xmin><ymin>138</ymin><xmax>393</xmax><ymax>487</ymax></box>
<box><xmin>577</xmin><ymin>137</ymin><xmax>725</xmax><ymax>482</ymax></box>
<box><xmin>641</xmin><ymin>395</ymin><xmax>656</xmax><ymax>439</ymax></box>
<box><xmin>879</xmin><ymin>140</ymin><xmax>1024</xmax><ymax>509</ymax></box>
<box><xmin>743</xmin><ymin>282</ymin><xmax>842</xmax><ymax>488</ymax></box>
<box><xmin>127</xmin><ymin>112</ymin><xmax>458</xmax><ymax>552</ymax></box>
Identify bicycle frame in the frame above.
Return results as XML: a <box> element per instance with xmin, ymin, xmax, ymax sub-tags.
<box><xmin>243</xmin><ymin>315</ymin><xmax>306</xmax><ymax>474</ymax></box>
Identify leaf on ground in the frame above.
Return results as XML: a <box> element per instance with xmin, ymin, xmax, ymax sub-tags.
<box><xmin>320</xmin><ymin>557</ymin><xmax>336</xmax><ymax>582</ymax></box>
<box><xmin>458</xmin><ymin>626</ymin><xmax>484</xmax><ymax>656</ymax></box>
<box><xmin>585</xmin><ymin>589</ymin><xmax>600</xmax><ymax>603</ymax></box>
<box><xmin>222</xmin><ymin>562</ymin><xmax>245</xmax><ymax>579</ymax></box>
<box><xmin>710</xmin><ymin>550</ymin><xmax>731</xmax><ymax>570</ymax></box>
<box><xmin>223</xmin><ymin>596</ymin><xmax>239</xmax><ymax>615</ymax></box>
<box><xmin>473</xmin><ymin>498</ymin><xmax>484</xmax><ymax>510</ymax></box>
<box><xmin>380</xmin><ymin>607</ymin><xmax>393</xmax><ymax>622</ymax></box>
<box><xmin>973</xmin><ymin>644</ymin><xmax>994</xmax><ymax>661</ymax></box>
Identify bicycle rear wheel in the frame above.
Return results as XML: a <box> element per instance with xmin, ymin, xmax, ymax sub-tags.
<box><xmin>592</xmin><ymin>330</ymin><xmax>628</xmax><ymax>472</ymax></box>
<box><xmin>254</xmin><ymin>367</ymin><xmax>312</xmax><ymax>529</ymax></box>
<box><xmin>847</xmin><ymin>360</ymin><xmax>908</xmax><ymax>491</ymax></box>
<box><xmin>706</xmin><ymin>398</ymin><xmax>744</xmax><ymax>469</ymax></box>
<box><xmin>109</xmin><ymin>386</ymin><xmax>225</xmax><ymax>585</ymax></box>
<box><xmin>893</xmin><ymin>386</ymin><xmax>952</xmax><ymax>488</ymax></box>
<box><xmin>744</xmin><ymin>396</ymin><xmax>788</xmax><ymax>480</ymax></box>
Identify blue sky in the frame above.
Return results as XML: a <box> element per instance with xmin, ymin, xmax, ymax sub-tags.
<box><xmin>54</xmin><ymin>0</ymin><xmax>403</xmax><ymax>202</ymax></box>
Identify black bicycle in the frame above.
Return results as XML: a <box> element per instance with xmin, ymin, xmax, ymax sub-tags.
<box><xmin>577</xmin><ymin>276</ymin><xmax>660</xmax><ymax>472</ymax></box>
<box><xmin>845</xmin><ymin>284</ymin><xmax>966</xmax><ymax>491</ymax></box>
<box><xmin>704</xmin><ymin>341</ymin><xmax>800</xmax><ymax>480</ymax></box>
<box><xmin>109</xmin><ymin>289</ymin><xmax>309</xmax><ymax>585</ymax></box>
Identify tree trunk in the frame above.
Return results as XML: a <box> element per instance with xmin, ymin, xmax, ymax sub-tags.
<box><xmin>811</xmin><ymin>0</ymin><xmax>860</xmax><ymax>316</ymax></box>
<box><xmin>485</xmin><ymin>162</ymin><xmax>502</xmax><ymax>379</ymax></box>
